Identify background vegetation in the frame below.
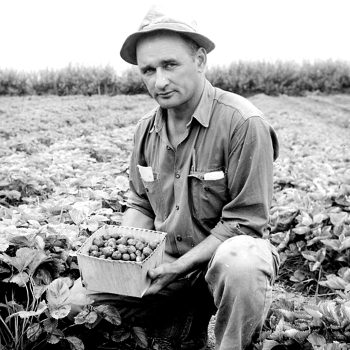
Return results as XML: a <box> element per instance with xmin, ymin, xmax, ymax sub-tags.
<box><xmin>1</xmin><ymin>92</ymin><xmax>350</xmax><ymax>349</ymax></box>
<box><xmin>1</xmin><ymin>60</ymin><xmax>350</xmax><ymax>97</ymax></box>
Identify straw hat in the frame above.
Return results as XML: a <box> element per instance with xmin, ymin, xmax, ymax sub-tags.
<box><xmin>120</xmin><ymin>5</ymin><xmax>215</xmax><ymax>65</ymax></box>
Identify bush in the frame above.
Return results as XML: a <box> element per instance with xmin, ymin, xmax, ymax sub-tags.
<box><xmin>206</xmin><ymin>60</ymin><xmax>350</xmax><ymax>96</ymax></box>
<box><xmin>0</xmin><ymin>60</ymin><xmax>349</xmax><ymax>96</ymax></box>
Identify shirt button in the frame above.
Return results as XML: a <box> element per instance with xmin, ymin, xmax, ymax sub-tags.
<box><xmin>175</xmin><ymin>173</ymin><xmax>180</xmax><ymax>179</ymax></box>
<box><xmin>176</xmin><ymin>235</ymin><xmax>182</xmax><ymax>242</ymax></box>
<box><xmin>175</xmin><ymin>205</ymin><xmax>179</xmax><ymax>210</ymax></box>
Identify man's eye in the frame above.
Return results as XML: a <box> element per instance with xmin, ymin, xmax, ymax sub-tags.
<box><xmin>143</xmin><ymin>68</ymin><xmax>155</xmax><ymax>75</ymax></box>
<box><xmin>164</xmin><ymin>63</ymin><xmax>176</xmax><ymax>69</ymax></box>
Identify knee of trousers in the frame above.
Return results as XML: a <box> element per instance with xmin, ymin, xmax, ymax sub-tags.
<box><xmin>205</xmin><ymin>235</ymin><xmax>274</xmax><ymax>293</ymax></box>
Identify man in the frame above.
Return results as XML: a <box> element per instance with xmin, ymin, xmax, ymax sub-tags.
<box><xmin>117</xmin><ymin>6</ymin><xmax>280</xmax><ymax>350</ymax></box>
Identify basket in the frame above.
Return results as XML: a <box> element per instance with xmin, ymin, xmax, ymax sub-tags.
<box><xmin>77</xmin><ymin>225</ymin><xmax>167</xmax><ymax>298</ymax></box>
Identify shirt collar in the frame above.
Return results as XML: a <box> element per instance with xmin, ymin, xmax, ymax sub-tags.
<box><xmin>151</xmin><ymin>79</ymin><xmax>215</xmax><ymax>133</ymax></box>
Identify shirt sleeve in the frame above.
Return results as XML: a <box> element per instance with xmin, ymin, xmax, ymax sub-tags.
<box><xmin>126</xmin><ymin>123</ymin><xmax>155</xmax><ymax>220</ymax></box>
<box><xmin>211</xmin><ymin>115</ymin><xmax>279</xmax><ymax>241</ymax></box>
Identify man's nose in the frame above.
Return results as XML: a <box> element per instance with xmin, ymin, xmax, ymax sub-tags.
<box><xmin>154</xmin><ymin>69</ymin><xmax>169</xmax><ymax>90</ymax></box>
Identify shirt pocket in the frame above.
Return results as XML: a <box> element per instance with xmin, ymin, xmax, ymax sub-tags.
<box><xmin>141</xmin><ymin>173</ymin><xmax>164</xmax><ymax>219</ymax></box>
<box><xmin>188</xmin><ymin>171</ymin><xmax>228</xmax><ymax>228</ymax></box>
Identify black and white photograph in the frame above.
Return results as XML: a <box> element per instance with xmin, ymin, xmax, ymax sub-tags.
<box><xmin>1</xmin><ymin>1</ymin><xmax>349</xmax><ymax>349</ymax></box>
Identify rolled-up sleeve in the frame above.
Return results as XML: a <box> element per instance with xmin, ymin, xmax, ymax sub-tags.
<box><xmin>211</xmin><ymin>115</ymin><xmax>279</xmax><ymax>240</ymax></box>
<box><xmin>126</xmin><ymin>124</ymin><xmax>155</xmax><ymax>219</ymax></box>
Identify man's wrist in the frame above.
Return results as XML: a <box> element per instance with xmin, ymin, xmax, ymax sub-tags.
<box><xmin>172</xmin><ymin>257</ymin><xmax>191</xmax><ymax>276</ymax></box>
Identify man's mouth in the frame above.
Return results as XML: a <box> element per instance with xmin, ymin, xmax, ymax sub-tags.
<box><xmin>157</xmin><ymin>91</ymin><xmax>174</xmax><ymax>98</ymax></box>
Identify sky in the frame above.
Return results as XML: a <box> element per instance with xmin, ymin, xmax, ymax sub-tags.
<box><xmin>0</xmin><ymin>0</ymin><xmax>349</xmax><ymax>73</ymax></box>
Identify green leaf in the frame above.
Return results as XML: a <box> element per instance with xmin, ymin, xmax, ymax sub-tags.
<box><xmin>318</xmin><ymin>301</ymin><xmax>342</xmax><ymax>325</ymax></box>
<box><xmin>4</xmin><ymin>272</ymin><xmax>30</xmax><ymax>287</ymax></box>
<box><xmin>301</xmin><ymin>250</ymin><xmax>317</xmax><ymax>262</ymax></box>
<box><xmin>66</xmin><ymin>336</ymin><xmax>84</xmax><ymax>350</ymax></box>
<box><xmin>26</xmin><ymin>323</ymin><xmax>42</xmax><ymax>342</ymax></box>
<box><xmin>312</xmin><ymin>213</ymin><xmax>328</xmax><ymax>225</ymax></box>
<box><xmin>33</xmin><ymin>266</ymin><xmax>53</xmax><ymax>286</ymax></box>
<box><xmin>283</xmin><ymin>328</ymin><xmax>301</xmax><ymax>339</ymax></box>
<box><xmin>14</xmin><ymin>247</ymin><xmax>37</xmax><ymax>270</ymax></box>
<box><xmin>320</xmin><ymin>239</ymin><xmax>341</xmax><ymax>251</ymax></box>
<box><xmin>111</xmin><ymin>328</ymin><xmax>131</xmax><ymax>343</ymax></box>
<box><xmin>27</xmin><ymin>249</ymin><xmax>50</xmax><ymax>275</ymax></box>
<box><xmin>86</xmin><ymin>219</ymin><xmax>99</xmax><ymax>232</ymax></box>
<box><xmin>74</xmin><ymin>309</ymin><xmax>91</xmax><ymax>325</ymax></box>
<box><xmin>85</xmin><ymin>310</ymin><xmax>99</xmax><ymax>324</ymax></box>
<box><xmin>69</xmin><ymin>208</ymin><xmax>86</xmax><ymax>225</ymax></box>
<box><xmin>115</xmin><ymin>175</ymin><xmax>129</xmax><ymax>192</ymax></box>
<box><xmin>341</xmin><ymin>302</ymin><xmax>350</xmax><ymax>326</ymax></box>
<box><xmin>0</xmin><ymin>236</ymin><xmax>9</xmax><ymax>252</ymax></box>
<box><xmin>47</xmin><ymin>278</ymin><xmax>70</xmax><ymax>306</ymax></box>
<box><xmin>303</xmin><ymin>305</ymin><xmax>323</xmax><ymax>319</ymax></box>
<box><xmin>338</xmin><ymin>267</ymin><xmax>350</xmax><ymax>282</ymax></box>
<box><xmin>49</xmin><ymin>304</ymin><xmax>70</xmax><ymax>319</ymax></box>
<box><xmin>16</xmin><ymin>301</ymin><xmax>47</xmax><ymax>319</ymax></box>
<box><xmin>0</xmin><ymin>266</ymin><xmax>10</xmax><ymax>273</ymax></box>
<box><xmin>94</xmin><ymin>305</ymin><xmax>121</xmax><ymax>325</ymax></box>
<box><xmin>8</xmin><ymin>234</ymin><xmax>35</xmax><ymax>248</ymax></box>
<box><xmin>307</xmin><ymin>332</ymin><xmax>326</xmax><ymax>347</ymax></box>
<box><xmin>290</xmin><ymin>270</ymin><xmax>306</xmax><ymax>282</ymax></box>
<box><xmin>48</xmin><ymin>334</ymin><xmax>61</xmax><ymax>344</ymax></box>
<box><xmin>339</xmin><ymin>237</ymin><xmax>350</xmax><ymax>251</ymax></box>
<box><xmin>74</xmin><ymin>308</ymin><xmax>101</xmax><ymax>328</ymax></box>
<box><xmin>310</xmin><ymin>261</ymin><xmax>321</xmax><ymax>272</ymax></box>
<box><xmin>319</xmin><ymin>275</ymin><xmax>348</xmax><ymax>290</ymax></box>
<box><xmin>43</xmin><ymin>318</ymin><xmax>58</xmax><ymax>333</ymax></box>
<box><xmin>47</xmin><ymin>278</ymin><xmax>71</xmax><ymax>319</ymax></box>
<box><xmin>132</xmin><ymin>326</ymin><xmax>148</xmax><ymax>349</ymax></box>
<box><xmin>315</xmin><ymin>248</ymin><xmax>326</xmax><ymax>263</ymax></box>
<box><xmin>292</xmin><ymin>226</ymin><xmax>311</xmax><ymax>235</ymax></box>
<box><xmin>330</xmin><ymin>212</ymin><xmax>348</xmax><ymax>227</ymax></box>
<box><xmin>277</xmin><ymin>309</ymin><xmax>296</xmax><ymax>322</ymax></box>
<box><xmin>35</xmin><ymin>235</ymin><xmax>45</xmax><ymax>250</ymax></box>
<box><xmin>298</xmin><ymin>211</ymin><xmax>313</xmax><ymax>226</ymax></box>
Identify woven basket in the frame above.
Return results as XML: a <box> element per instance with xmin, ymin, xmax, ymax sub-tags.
<box><xmin>77</xmin><ymin>225</ymin><xmax>167</xmax><ymax>297</ymax></box>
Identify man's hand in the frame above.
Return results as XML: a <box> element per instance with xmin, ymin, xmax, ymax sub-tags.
<box><xmin>143</xmin><ymin>262</ymin><xmax>182</xmax><ymax>296</ymax></box>
<box><xmin>143</xmin><ymin>234</ymin><xmax>223</xmax><ymax>296</ymax></box>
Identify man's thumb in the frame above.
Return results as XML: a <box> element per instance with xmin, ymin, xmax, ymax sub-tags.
<box><xmin>148</xmin><ymin>268</ymin><xmax>158</xmax><ymax>280</ymax></box>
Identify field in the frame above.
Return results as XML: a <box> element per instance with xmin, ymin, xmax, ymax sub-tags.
<box><xmin>0</xmin><ymin>93</ymin><xmax>350</xmax><ymax>350</ymax></box>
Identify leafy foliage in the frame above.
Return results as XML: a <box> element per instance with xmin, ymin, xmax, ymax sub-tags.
<box><xmin>0</xmin><ymin>93</ymin><xmax>349</xmax><ymax>349</ymax></box>
<box><xmin>1</xmin><ymin>60</ymin><xmax>350</xmax><ymax>96</ymax></box>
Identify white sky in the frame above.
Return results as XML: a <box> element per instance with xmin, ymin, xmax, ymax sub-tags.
<box><xmin>1</xmin><ymin>0</ymin><xmax>349</xmax><ymax>73</ymax></box>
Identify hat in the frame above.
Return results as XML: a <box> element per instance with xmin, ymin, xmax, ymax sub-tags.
<box><xmin>120</xmin><ymin>5</ymin><xmax>215</xmax><ymax>65</ymax></box>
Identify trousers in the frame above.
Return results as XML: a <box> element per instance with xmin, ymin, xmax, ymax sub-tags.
<box><xmin>71</xmin><ymin>235</ymin><xmax>280</xmax><ymax>350</ymax></box>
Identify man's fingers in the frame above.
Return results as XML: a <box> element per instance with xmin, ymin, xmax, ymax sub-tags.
<box><xmin>147</xmin><ymin>268</ymin><xmax>158</xmax><ymax>280</ymax></box>
<box><xmin>143</xmin><ymin>278</ymin><xmax>162</xmax><ymax>296</ymax></box>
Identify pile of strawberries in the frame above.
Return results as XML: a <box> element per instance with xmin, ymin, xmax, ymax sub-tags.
<box><xmin>88</xmin><ymin>231</ymin><xmax>160</xmax><ymax>262</ymax></box>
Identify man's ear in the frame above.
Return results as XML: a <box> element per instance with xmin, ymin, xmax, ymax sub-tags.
<box><xmin>196</xmin><ymin>47</ymin><xmax>207</xmax><ymax>73</ymax></box>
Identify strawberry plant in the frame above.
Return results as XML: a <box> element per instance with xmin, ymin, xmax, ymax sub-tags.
<box><xmin>0</xmin><ymin>93</ymin><xmax>349</xmax><ymax>349</ymax></box>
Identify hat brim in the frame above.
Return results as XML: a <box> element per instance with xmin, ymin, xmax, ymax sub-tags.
<box><xmin>120</xmin><ymin>26</ymin><xmax>215</xmax><ymax>65</ymax></box>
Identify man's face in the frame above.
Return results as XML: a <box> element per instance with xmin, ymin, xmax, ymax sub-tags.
<box><xmin>136</xmin><ymin>32</ymin><xmax>204</xmax><ymax>110</ymax></box>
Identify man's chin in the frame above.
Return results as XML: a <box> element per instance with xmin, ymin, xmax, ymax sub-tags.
<box><xmin>156</xmin><ymin>98</ymin><xmax>178</xmax><ymax>109</ymax></box>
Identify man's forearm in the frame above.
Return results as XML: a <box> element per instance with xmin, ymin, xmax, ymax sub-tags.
<box><xmin>173</xmin><ymin>234</ymin><xmax>222</xmax><ymax>275</ymax></box>
<box><xmin>145</xmin><ymin>234</ymin><xmax>223</xmax><ymax>295</ymax></box>
<box><xmin>121</xmin><ymin>208</ymin><xmax>155</xmax><ymax>230</ymax></box>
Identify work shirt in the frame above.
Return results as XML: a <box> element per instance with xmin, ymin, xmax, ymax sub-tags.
<box><xmin>127</xmin><ymin>80</ymin><xmax>279</xmax><ymax>257</ymax></box>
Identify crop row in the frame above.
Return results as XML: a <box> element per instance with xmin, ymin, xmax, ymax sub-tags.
<box><xmin>1</xmin><ymin>60</ymin><xmax>350</xmax><ymax>97</ymax></box>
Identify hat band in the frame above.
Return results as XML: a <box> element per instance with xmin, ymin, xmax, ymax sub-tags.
<box><xmin>139</xmin><ymin>21</ymin><xmax>196</xmax><ymax>33</ymax></box>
